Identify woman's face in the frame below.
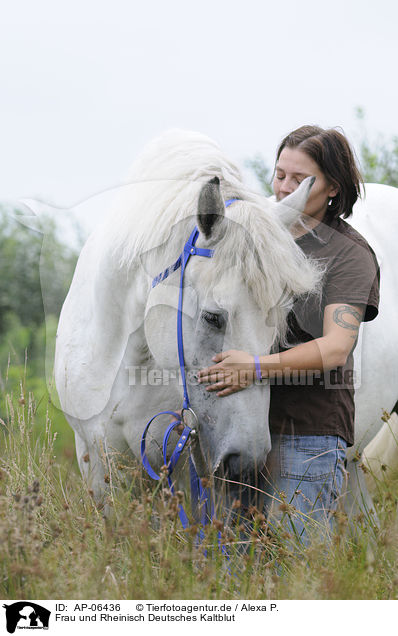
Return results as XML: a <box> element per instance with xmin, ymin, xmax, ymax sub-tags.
<box><xmin>273</xmin><ymin>147</ymin><xmax>338</xmax><ymax>222</ymax></box>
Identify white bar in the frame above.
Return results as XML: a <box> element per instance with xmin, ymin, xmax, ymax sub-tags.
<box><xmin>1</xmin><ymin>600</ymin><xmax>397</xmax><ymax>635</ymax></box>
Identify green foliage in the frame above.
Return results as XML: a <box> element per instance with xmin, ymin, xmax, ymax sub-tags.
<box><xmin>244</xmin><ymin>154</ymin><xmax>274</xmax><ymax>196</ymax></box>
<box><xmin>355</xmin><ymin>107</ymin><xmax>398</xmax><ymax>186</ymax></box>
<box><xmin>0</xmin><ymin>204</ymin><xmax>80</xmax><ymax>455</ymax></box>
<box><xmin>0</xmin><ymin>207</ymin><xmax>78</xmax><ymax>335</ymax></box>
<box><xmin>0</xmin><ymin>204</ymin><xmax>79</xmax><ymax>368</ymax></box>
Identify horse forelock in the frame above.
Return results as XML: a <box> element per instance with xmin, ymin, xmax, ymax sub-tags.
<box><xmin>98</xmin><ymin>130</ymin><xmax>243</xmax><ymax>260</ymax></box>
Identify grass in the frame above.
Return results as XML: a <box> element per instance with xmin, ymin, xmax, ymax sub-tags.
<box><xmin>1</xmin><ymin>387</ymin><xmax>398</xmax><ymax>600</ymax></box>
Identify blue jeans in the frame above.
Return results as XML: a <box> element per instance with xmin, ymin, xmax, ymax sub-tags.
<box><xmin>263</xmin><ymin>434</ymin><xmax>347</xmax><ymax>543</ymax></box>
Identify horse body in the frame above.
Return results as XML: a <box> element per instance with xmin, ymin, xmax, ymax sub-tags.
<box><xmin>54</xmin><ymin>130</ymin><xmax>320</xmax><ymax>501</ymax></box>
<box><xmin>348</xmin><ymin>183</ymin><xmax>398</xmax><ymax>454</ymax></box>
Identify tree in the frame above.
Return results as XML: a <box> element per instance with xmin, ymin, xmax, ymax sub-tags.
<box><xmin>355</xmin><ymin>107</ymin><xmax>398</xmax><ymax>187</ymax></box>
<box><xmin>244</xmin><ymin>154</ymin><xmax>274</xmax><ymax>196</ymax></box>
<box><xmin>0</xmin><ymin>205</ymin><xmax>80</xmax><ymax>386</ymax></box>
<box><xmin>0</xmin><ymin>207</ymin><xmax>79</xmax><ymax>335</ymax></box>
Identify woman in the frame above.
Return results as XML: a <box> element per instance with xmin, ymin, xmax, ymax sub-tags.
<box><xmin>197</xmin><ymin>125</ymin><xmax>380</xmax><ymax>540</ymax></box>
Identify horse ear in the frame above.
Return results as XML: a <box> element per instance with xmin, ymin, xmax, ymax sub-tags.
<box><xmin>276</xmin><ymin>176</ymin><xmax>315</xmax><ymax>226</ymax></box>
<box><xmin>197</xmin><ymin>176</ymin><xmax>225</xmax><ymax>239</ymax></box>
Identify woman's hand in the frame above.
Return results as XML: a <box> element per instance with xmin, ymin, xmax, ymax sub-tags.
<box><xmin>197</xmin><ymin>350</ymin><xmax>256</xmax><ymax>397</ymax></box>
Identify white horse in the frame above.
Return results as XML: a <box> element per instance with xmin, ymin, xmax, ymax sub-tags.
<box><xmin>348</xmin><ymin>183</ymin><xmax>398</xmax><ymax>450</ymax></box>
<box><xmin>348</xmin><ymin>184</ymin><xmax>398</xmax><ymax>497</ymax></box>
<box><xmin>54</xmin><ymin>130</ymin><xmax>322</xmax><ymax>504</ymax></box>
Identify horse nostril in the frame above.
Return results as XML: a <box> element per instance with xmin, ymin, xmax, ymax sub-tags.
<box><xmin>222</xmin><ymin>453</ymin><xmax>243</xmax><ymax>479</ymax></box>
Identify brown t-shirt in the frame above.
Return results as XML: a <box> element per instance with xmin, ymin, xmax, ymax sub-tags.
<box><xmin>269</xmin><ymin>215</ymin><xmax>380</xmax><ymax>446</ymax></box>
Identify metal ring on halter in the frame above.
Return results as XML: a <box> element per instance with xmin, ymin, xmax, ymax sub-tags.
<box><xmin>181</xmin><ymin>407</ymin><xmax>199</xmax><ymax>435</ymax></box>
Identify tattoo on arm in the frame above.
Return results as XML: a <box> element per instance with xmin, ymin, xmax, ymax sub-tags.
<box><xmin>333</xmin><ymin>305</ymin><xmax>362</xmax><ymax>331</ymax></box>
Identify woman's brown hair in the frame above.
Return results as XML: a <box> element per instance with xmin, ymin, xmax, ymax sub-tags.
<box><xmin>276</xmin><ymin>125</ymin><xmax>364</xmax><ymax>219</ymax></box>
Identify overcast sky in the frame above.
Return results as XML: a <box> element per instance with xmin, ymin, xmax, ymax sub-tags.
<box><xmin>1</xmin><ymin>0</ymin><xmax>397</xmax><ymax>234</ymax></box>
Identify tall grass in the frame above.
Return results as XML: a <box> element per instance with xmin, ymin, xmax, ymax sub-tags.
<box><xmin>1</xmin><ymin>388</ymin><xmax>398</xmax><ymax>600</ymax></box>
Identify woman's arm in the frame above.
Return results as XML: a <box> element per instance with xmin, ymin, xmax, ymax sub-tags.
<box><xmin>197</xmin><ymin>303</ymin><xmax>364</xmax><ymax>397</ymax></box>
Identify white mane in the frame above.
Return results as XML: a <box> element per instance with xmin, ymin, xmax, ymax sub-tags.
<box><xmin>98</xmin><ymin>129</ymin><xmax>323</xmax><ymax>344</ymax></box>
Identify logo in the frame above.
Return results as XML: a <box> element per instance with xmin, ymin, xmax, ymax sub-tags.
<box><xmin>2</xmin><ymin>603</ymin><xmax>51</xmax><ymax>633</ymax></box>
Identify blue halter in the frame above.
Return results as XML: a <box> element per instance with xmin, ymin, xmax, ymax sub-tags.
<box><xmin>140</xmin><ymin>199</ymin><xmax>239</xmax><ymax>540</ymax></box>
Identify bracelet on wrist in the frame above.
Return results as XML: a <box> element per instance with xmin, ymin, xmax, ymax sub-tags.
<box><xmin>253</xmin><ymin>355</ymin><xmax>263</xmax><ymax>381</ymax></box>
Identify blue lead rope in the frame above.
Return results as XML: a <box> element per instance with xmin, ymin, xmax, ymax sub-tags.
<box><xmin>178</xmin><ymin>227</ymin><xmax>214</xmax><ymax>409</ymax></box>
<box><xmin>141</xmin><ymin>224</ymin><xmax>214</xmax><ymax>527</ymax></box>
<box><xmin>141</xmin><ymin>199</ymin><xmax>240</xmax><ymax>556</ymax></box>
<box><xmin>140</xmin><ymin>411</ymin><xmax>192</xmax><ymax>528</ymax></box>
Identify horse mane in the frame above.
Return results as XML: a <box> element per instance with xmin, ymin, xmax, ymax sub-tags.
<box><xmin>98</xmin><ymin>129</ymin><xmax>323</xmax><ymax>345</ymax></box>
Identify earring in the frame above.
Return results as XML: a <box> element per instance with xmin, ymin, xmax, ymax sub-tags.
<box><xmin>328</xmin><ymin>197</ymin><xmax>333</xmax><ymax>206</ymax></box>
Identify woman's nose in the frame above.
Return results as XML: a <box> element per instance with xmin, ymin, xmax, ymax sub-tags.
<box><xmin>280</xmin><ymin>177</ymin><xmax>296</xmax><ymax>194</ymax></box>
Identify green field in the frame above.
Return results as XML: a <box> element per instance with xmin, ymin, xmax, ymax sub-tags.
<box><xmin>1</xmin><ymin>379</ymin><xmax>397</xmax><ymax>601</ymax></box>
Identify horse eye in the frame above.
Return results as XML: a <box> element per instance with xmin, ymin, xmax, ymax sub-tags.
<box><xmin>201</xmin><ymin>310</ymin><xmax>223</xmax><ymax>329</ymax></box>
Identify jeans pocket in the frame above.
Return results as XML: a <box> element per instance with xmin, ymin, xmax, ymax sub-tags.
<box><xmin>279</xmin><ymin>435</ymin><xmax>343</xmax><ymax>482</ymax></box>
